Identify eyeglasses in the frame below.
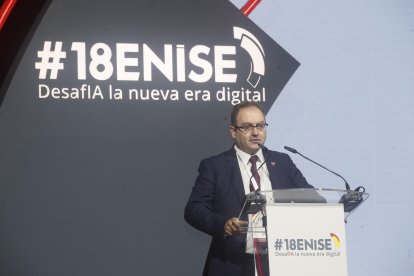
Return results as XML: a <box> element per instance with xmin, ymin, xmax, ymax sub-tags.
<box><xmin>233</xmin><ymin>123</ymin><xmax>268</xmax><ymax>133</ymax></box>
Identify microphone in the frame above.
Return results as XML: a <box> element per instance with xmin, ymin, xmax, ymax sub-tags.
<box><xmin>284</xmin><ymin>146</ymin><xmax>351</xmax><ymax>191</ymax></box>
<box><xmin>258</xmin><ymin>143</ymin><xmax>268</xmax><ymax>151</ymax></box>
<box><xmin>255</xmin><ymin>143</ymin><xmax>269</xmax><ymax>176</ymax></box>
<box><xmin>284</xmin><ymin>146</ymin><xmax>366</xmax><ymax>213</ymax></box>
<box><xmin>284</xmin><ymin>146</ymin><xmax>297</xmax><ymax>154</ymax></box>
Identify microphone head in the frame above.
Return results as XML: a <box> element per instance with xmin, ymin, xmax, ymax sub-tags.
<box><xmin>258</xmin><ymin>143</ymin><xmax>268</xmax><ymax>150</ymax></box>
<box><xmin>284</xmin><ymin>146</ymin><xmax>298</xmax><ymax>154</ymax></box>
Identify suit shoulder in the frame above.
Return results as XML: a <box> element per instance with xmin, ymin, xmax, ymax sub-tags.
<box><xmin>200</xmin><ymin>148</ymin><xmax>234</xmax><ymax>163</ymax></box>
<box><xmin>267</xmin><ymin>150</ymin><xmax>291</xmax><ymax>160</ymax></box>
<box><xmin>266</xmin><ymin>150</ymin><xmax>296</xmax><ymax>167</ymax></box>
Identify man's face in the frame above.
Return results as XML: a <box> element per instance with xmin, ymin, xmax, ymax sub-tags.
<box><xmin>230</xmin><ymin>106</ymin><xmax>267</xmax><ymax>155</ymax></box>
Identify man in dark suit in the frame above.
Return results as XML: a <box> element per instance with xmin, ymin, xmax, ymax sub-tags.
<box><xmin>184</xmin><ymin>102</ymin><xmax>313</xmax><ymax>276</ymax></box>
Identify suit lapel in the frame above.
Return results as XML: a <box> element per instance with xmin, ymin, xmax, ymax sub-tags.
<box><xmin>224</xmin><ymin>148</ymin><xmax>245</xmax><ymax>205</ymax></box>
<box><xmin>264</xmin><ymin>149</ymin><xmax>279</xmax><ymax>190</ymax></box>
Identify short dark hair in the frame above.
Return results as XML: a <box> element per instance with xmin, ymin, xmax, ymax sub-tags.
<box><xmin>230</xmin><ymin>101</ymin><xmax>265</xmax><ymax>126</ymax></box>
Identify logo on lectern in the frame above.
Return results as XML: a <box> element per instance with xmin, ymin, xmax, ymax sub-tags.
<box><xmin>273</xmin><ymin>233</ymin><xmax>342</xmax><ymax>258</ymax></box>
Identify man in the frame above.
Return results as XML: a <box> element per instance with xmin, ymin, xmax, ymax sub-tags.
<box><xmin>184</xmin><ymin>102</ymin><xmax>314</xmax><ymax>276</ymax></box>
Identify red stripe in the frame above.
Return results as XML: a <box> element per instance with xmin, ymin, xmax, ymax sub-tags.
<box><xmin>330</xmin><ymin>232</ymin><xmax>340</xmax><ymax>241</ymax></box>
<box><xmin>241</xmin><ymin>0</ymin><xmax>262</xmax><ymax>16</ymax></box>
<box><xmin>0</xmin><ymin>0</ymin><xmax>18</xmax><ymax>31</ymax></box>
<box><xmin>253</xmin><ymin>238</ymin><xmax>264</xmax><ymax>276</ymax></box>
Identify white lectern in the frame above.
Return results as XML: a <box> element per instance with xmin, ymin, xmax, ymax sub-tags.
<box><xmin>238</xmin><ymin>188</ymin><xmax>369</xmax><ymax>276</ymax></box>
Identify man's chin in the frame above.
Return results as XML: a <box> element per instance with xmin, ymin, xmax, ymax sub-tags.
<box><xmin>247</xmin><ymin>145</ymin><xmax>261</xmax><ymax>154</ymax></box>
<box><xmin>251</xmin><ymin>142</ymin><xmax>262</xmax><ymax>148</ymax></box>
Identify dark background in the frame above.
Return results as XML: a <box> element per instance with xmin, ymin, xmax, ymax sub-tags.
<box><xmin>0</xmin><ymin>0</ymin><xmax>299</xmax><ymax>275</ymax></box>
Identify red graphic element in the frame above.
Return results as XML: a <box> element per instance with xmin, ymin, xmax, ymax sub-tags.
<box><xmin>0</xmin><ymin>0</ymin><xmax>17</xmax><ymax>30</ymax></box>
<box><xmin>330</xmin><ymin>233</ymin><xmax>340</xmax><ymax>241</ymax></box>
<box><xmin>253</xmin><ymin>239</ymin><xmax>264</xmax><ymax>276</ymax></box>
<box><xmin>241</xmin><ymin>0</ymin><xmax>262</xmax><ymax>16</ymax></box>
<box><xmin>330</xmin><ymin>232</ymin><xmax>341</xmax><ymax>248</ymax></box>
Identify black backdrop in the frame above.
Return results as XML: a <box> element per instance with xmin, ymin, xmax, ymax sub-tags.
<box><xmin>0</xmin><ymin>0</ymin><xmax>299</xmax><ymax>275</ymax></box>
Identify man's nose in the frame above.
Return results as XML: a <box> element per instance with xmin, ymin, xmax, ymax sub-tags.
<box><xmin>251</xmin><ymin>127</ymin><xmax>259</xmax><ymax>135</ymax></box>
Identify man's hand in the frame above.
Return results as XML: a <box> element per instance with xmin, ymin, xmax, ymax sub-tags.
<box><xmin>224</xmin><ymin>217</ymin><xmax>248</xmax><ymax>236</ymax></box>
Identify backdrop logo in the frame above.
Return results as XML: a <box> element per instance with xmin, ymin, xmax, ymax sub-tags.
<box><xmin>33</xmin><ymin>26</ymin><xmax>270</xmax><ymax>105</ymax></box>
<box><xmin>233</xmin><ymin>26</ymin><xmax>265</xmax><ymax>88</ymax></box>
<box><xmin>31</xmin><ymin>0</ymin><xmax>299</xmax><ymax>107</ymax></box>
<box><xmin>35</xmin><ymin>26</ymin><xmax>264</xmax><ymax>87</ymax></box>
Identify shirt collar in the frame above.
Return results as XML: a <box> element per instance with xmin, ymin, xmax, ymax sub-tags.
<box><xmin>234</xmin><ymin>144</ymin><xmax>264</xmax><ymax>165</ymax></box>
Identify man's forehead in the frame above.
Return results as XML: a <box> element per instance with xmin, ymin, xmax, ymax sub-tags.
<box><xmin>237</xmin><ymin>107</ymin><xmax>265</xmax><ymax>122</ymax></box>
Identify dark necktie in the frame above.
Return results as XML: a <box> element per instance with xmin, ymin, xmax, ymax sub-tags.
<box><xmin>249</xmin><ymin>155</ymin><xmax>260</xmax><ymax>191</ymax></box>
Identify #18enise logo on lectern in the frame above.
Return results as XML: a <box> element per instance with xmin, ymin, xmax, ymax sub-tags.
<box><xmin>273</xmin><ymin>232</ymin><xmax>342</xmax><ymax>258</ymax></box>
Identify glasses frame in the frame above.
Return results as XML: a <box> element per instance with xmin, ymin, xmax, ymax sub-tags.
<box><xmin>233</xmin><ymin>123</ymin><xmax>268</xmax><ymax>134</ymax></box>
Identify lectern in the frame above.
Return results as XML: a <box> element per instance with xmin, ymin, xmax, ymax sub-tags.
<box><xmin>238</xmin><ymin>188</ymin><xmax>369</xmax><ymax>276</ymax></box>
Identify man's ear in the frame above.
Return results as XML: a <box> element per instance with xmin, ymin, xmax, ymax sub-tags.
<box><xmin>229</xmin><ymin>126</ymin><xmax>236</xmax><ymax>139</ymax></box>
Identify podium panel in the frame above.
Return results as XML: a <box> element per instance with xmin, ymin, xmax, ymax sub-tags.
<box><xmin>237</xmin><ymin>188</ymin><xmax>369</xmax><ymax>276</ymax></box>
<box><xmin>266</xmin><ymin>204</ymin><xmax>347</xmax><ymax>276</ymax></box>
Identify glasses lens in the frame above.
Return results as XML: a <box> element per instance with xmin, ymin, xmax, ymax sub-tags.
<box><xmin>236</xmin><ymin>123</ymin><xmax>267</xmax><ymax>133</ymax></box>
<box><xmin>242</xmin><ymin>125</ymin><xmax>251</xmax><ymax>132</ymax></box>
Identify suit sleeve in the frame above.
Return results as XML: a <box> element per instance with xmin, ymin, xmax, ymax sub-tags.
<box><xmin>184</xmin><ymin>159</ymin><xmax>229</xmax><ymax>237</ymax></box>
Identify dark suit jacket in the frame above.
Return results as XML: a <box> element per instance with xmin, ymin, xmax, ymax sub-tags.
<box><xmin>184</xmin><ymin>147</ymin><xmax>313</xmax><ymax>276</ymax></box>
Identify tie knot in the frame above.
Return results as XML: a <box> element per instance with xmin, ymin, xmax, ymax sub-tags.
<box><xmin>249</xmin><ymin>155</ymin><xmax>259</xmax><ymax>164</ymax></box>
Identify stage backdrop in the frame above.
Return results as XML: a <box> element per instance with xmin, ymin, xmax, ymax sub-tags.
<box><xmin>1</xmin><ymin>0</ymin><xmax>413</xmax><ymax>276</ymax></box>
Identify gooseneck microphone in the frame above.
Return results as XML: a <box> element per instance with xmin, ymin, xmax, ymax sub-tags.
<box><xmin>284</xmin><ymin>146</ymin><xmax>351</xmax><ymax>191</ymax></box>
<box><xmin>284</xmin><ymin>145</ymin><xmax>367</xmax><ymax>213</ymax></box>
<box><xmin>252</xmin><ymin>143</ymin><xmax>269</xmax><ymax>183</ymax></box>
